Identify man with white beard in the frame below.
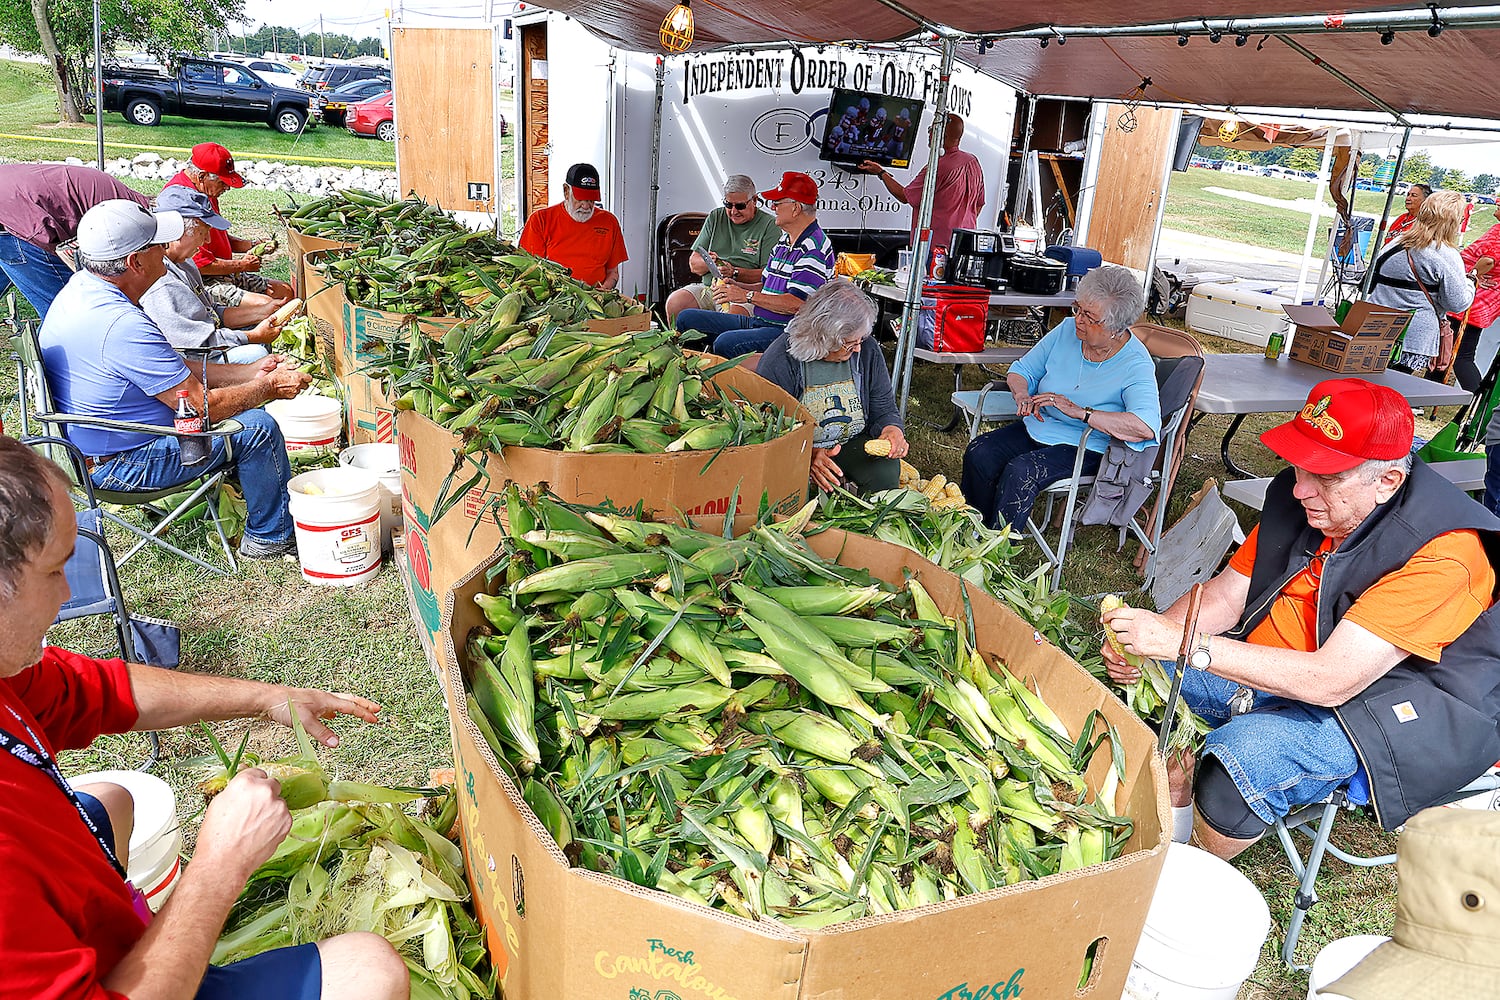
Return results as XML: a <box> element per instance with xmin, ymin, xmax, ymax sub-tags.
<box><xmin>518</xmin><ymin>163</ymin><xmax>628</xmax><ymax>290</ymax></box>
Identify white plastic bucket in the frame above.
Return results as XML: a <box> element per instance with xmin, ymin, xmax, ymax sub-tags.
<box><xmin>265</xmin><ymin>394</ymin><xmax>343</xmax><ymax>453</ymax></box>
<box><xmin>1124</xmin><ymin>843</ymin><xmax>1272</xmax><ymax>1000</ymax></box>
<box><xmin>67</xmin><ymin>769</ymin><xmax>183</xmax><ymax>912</ymax></box>
<box><xmin>339</xmin><ymin>443</ymin><xmax>402</xmax><ymax>551</ymax></box>
<box><xmin>286</xmin><ymin>467</ymin><xmax>383</xmax><ymax>586</ymax></box>
<box><xmin>1308</xmin><ymin>935</ymin><xmax>1390</xmax><ymax>999</ymax></box>
<box><xmin>1013</xmin><ymin>223</ymin><xmax>1042</xmax><ymax>255</ymax></box>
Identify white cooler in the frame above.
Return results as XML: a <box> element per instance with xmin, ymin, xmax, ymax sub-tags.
<box><xmin>1187</xmin><ymin>282</ymin><xmax>1294</xmax><ymax>348</ymax></box>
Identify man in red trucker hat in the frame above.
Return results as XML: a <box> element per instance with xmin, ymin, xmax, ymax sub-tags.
<box><xmin>1102</xmin><ymin>377</ymin><xmax>1500</xmax><ymax>859</ymax></box>
<box><xmin>163</xmin><ymin>142</ymin><xmax>294</xmax><ymax>306</ymax></box>
<box><xmin>518</xmin><ymin>162</ymin><xmax>628</xmax><ymax>290</ymax></box>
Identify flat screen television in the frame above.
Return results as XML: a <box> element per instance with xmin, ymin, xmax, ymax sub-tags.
<box><xmin>818</xmin><ymin>88</ymin><xmax>925</xmax><ymax>170</ymax></box>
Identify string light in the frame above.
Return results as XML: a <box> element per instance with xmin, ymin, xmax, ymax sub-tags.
<box><xmin>659</xmin><ymin>0</ymin><xmax>693</xmax><ymax>53</ymax></box>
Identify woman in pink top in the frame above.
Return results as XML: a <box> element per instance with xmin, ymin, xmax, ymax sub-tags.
<box><xmin>1450</xmin><ymin>221</ymin><xmax>1500</xmax><ymax>391</ymax></box>
<box><xmin>858</xmin><ymin>114</ymin><xmax>986</xmax><ymax>256</ymax></box>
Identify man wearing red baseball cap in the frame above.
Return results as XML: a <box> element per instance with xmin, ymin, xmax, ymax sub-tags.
<box><xmin>518</xmin><ymin>163</ymin><xmax>628</xmax><ymax>289</ymax></box>
<box><xmin>676</xmin><ymin>170</ymin><xmax>835</xmax><ymax>360</ymax></box>
<box><xmin>164</xmin><ymin>143</ymin><xmax>294</xmax><ymax>305</ymax></box>
<box><xmin>1103</xmin><ymin>377</ymin><xmax>1500</xmax><ymax>859</ymax></box>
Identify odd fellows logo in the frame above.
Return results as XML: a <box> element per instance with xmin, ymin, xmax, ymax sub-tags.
<box><xmin>933</xmin><ymin>969</ymin><xmax>1025</xmax><ymax>1000</ymax></box>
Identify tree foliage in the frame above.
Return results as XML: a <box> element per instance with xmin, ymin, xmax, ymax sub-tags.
<box><xmin>0</xmin><ymin>0</ymin><xmax>245</xmax><ymax>120</ymax></box>
<box><xmin>225</xmin><ymin>24</ymin><xmax>384</xmax><ymax>59</ymax></box>
<box><xmin>1287</xmin><ymin>147</ymin><xmax>1322</xmax><ymax>173</ymax></box>
<box><xmin>1475</xmin><ymin>174</ymin><xmax>1498</xmax><ymax>196</ymax></box>
<box><xmin>1400</xmin><ymin>151</ymin><xmax>1434</xmax><ymax>185</ymax></box>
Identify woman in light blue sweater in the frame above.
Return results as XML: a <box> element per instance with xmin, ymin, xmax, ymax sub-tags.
<box><xmin>1369</xmin><ymin>189</ymin><xmax>1476</xmax><ymax>377</ymax></box>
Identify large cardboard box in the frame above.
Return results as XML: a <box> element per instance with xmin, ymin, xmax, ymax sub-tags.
<box><xmin>1284</xmin><ymin>302</ymin><xmax>1411</xmax><ymax>374</ymax></box>
<box><xmin>301</xmin><ymin>252</ymin><xmax>348</xmax><ymax>377</ymax></box>
<box><xmin>440</xmin><ymin>527</ymin><xmax>1170</xmax><ymax>1000</ymax></box>
<box><xmin>398</xmin><ymin>366</ymin><xmax>814</xmax><ymax>655</ymax></box>
<box><xmin>343</xmin><ymin>371</ymin><xmax>395</xmax><ymax>445</ymax></box>
<box><xmin>286</xmin><ymin>224</ymin><xmax>355</xmax><ymax>299</ymax></box>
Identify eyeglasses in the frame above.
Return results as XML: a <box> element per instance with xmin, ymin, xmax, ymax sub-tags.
<box><xmin>1071</xmin><ymin>304</ymin><xmax>1106</xmax><ymax>326</ymax></box>
<box><xmin>724</xmin><ymin>199</ymin><xmax>755</xmax><ymax>210</ymax></box>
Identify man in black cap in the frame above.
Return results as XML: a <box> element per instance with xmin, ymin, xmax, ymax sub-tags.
<box><xmin>518</xmin><ymin>163</ymin><xmax>628</xmax><ymax>289</ymax></box>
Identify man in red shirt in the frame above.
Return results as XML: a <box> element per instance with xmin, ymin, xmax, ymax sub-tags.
<box><xmin>857</xmin><ymin>114</ymin><xmax>987</xmax><ymax>256</ymax></box>
<box><xmin>518</xmin><ymin>163</ymin><xmax>628</xmax><ymax>289</ymax></box>
<box><xmin>0</xmin><ymin>435</ymin><xmax>409</xmax><ymax>1000</ymax></box>
<box><xmin>163</xmin><ymin>143</ymin><xmax>294</xmax><ymax>305</ymax></box>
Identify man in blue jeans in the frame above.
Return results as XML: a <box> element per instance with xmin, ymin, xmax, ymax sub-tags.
<box><xmin>0</xmin><ymin>163</ymin><xmax>149</xmax><ymax>317</ymax></box>
<box><xmin>38</xmin><ymin>200</ymin><xmax>311</xmax><ymax>560</ymax></box>
<box><xmin>675</xmin><ymin>171</ymin><xmax>835</xmax><ymax>359</ymax></box>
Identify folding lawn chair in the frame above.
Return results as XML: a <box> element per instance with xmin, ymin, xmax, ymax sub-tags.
<box><xmin>1023</xmin><ymin>348</ymin><xmax>1204</xmax><ymax>592</ymax></box>
<box><xmin>1274</xmin><ymin>765</ymin><xmax>1500</xmax><ymax>970</ymax></box>
<box><xmin>10</xmin><ymin>318</ymin><xmax>242</xmax><ymax>575</ymax></box>
<box><xmin>25</xmin><ymin>435</ymin><xmax>182</xmax><ymax>771</ymax></box>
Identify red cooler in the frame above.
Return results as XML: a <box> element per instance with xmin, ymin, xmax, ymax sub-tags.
<box><xmin>920</xmin><ymin>284</ymin><xmax>990</xmax><ymax>353</ymax></box>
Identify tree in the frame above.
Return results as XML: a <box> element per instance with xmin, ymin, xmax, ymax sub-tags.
<box><xmin>1475</xmin><ymin>174</ymin><xmax>1499</xmax><ymax>195</ymax></box>
<box><xmin>1288</xmin><ymin>147</ymin><xmax>1322</xmax><ymax>173</ymax></box>
<box><xmin>1401</xmin><ymin>151</ymin><xmax>1434</xmax><ymax>185</ymax></box>
<box><xmin>1429</xmin><ymin>166</ymin><xmax>1448</xmax><ymax>190</ymax></box>
<box><xmin>1444</xmin><ymin>168</ymin><xmax>1472</xmax><ymax>193</ymax></box>
<box><xmin>0</xmin><ymin>0</ymin><xmax>246</xmax><ymax>122</ymax></box>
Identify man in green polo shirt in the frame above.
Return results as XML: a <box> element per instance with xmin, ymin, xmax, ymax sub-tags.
<box><xmin>665</xmin><ymin>174</ymin><xmax>780</xmax><ymax>321</ymax></box>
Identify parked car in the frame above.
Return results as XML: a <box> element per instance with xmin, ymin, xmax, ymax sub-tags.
<box><xmin>301</xmin><ymin>63</ymin><xmax>390</xmax><ymax>91</ymax></box>
<box><xmin>346</xmin><ymin>91</ymin><xmax>395</xmax><ymax>141</ymax></box>
<box><xmin>239</xmin><ymin>58</ymin><xmax>303</xmax><ymax>89</ymax></box>
<box><xmin>103</xmin><ymin>57</ymin><xmax>317</xmax><ymax>133</ymax></box>
<box><xmin>319</xmin><ymin>78</ymin><xmax>392</xmax><ymax>125</ymax></box>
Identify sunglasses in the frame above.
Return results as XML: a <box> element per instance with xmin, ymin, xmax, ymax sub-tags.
<box><xmin>724</xmin><ymin>199</ymin><xmax>756</xmax><ymax>210</ymax></box>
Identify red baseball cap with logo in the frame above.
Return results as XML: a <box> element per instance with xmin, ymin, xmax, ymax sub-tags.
<box><xmin>190</xmin><ymin>142</ymin><xmax>245</xmax><ymax>188</ymax></box>
<box><xmin>762</xmin><ymin>171</ymin><xmax>819</xmax><ymax>206</ymax></box>
<box><xmin>1259</xmin><ymin>377</ymin><xmax>1415</xmax><ymax>474</ymax></box>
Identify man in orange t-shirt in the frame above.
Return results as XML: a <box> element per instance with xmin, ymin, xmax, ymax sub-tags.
<box><xmin>518</xmin><ymin>163</ymin><xmax>628</xmax><ymax>289</ymax></box>
<box><xmin>1103</xmin><ymin>378</ymin><xmax>1500</xmax><ymax>860</ymax></box>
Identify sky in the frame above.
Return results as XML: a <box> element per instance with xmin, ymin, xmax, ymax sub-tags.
<box><xmin>238</xmin><ymin>0</ymin><xmax>499</xmax><ymax>39</ymax></box>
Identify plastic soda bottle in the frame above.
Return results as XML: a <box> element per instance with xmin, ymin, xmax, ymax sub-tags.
<box><xmin>174</xmin><ymin>389</ymin><xmax>211</xmax><ymax>466</ymax></box>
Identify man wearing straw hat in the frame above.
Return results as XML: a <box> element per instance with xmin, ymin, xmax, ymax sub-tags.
<box><xmin>1103</xmin><ymin>378</ymin><xmax>1500</xmax><ymax>860</ymax></box>
<box><xmin>0</xmin><ymin>435</ymin><xmax>410</xmax><ymax>1000</ymax></box>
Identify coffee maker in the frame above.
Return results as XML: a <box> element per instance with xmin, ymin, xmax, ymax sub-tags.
<box><xmin>949</xmin><ymin>228</ymin><xmax>1013</xmax><ymax>292</ymax></box>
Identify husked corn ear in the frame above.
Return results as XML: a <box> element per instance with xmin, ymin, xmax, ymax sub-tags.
<box><xmin>921</xmin><ymin>475</ymin><xmax>948</xmax><ymax>500</ymax></box>
<box><xmin>931</xmin><ymin>495</ymin><xmax>966</xmax><ymax>510</ymax></box>
<box><xmin>944</xmin><ymin>482</ymin><xmax>963</xmax><ymax>499</ymax></box>
<box><xmin>1099</xmin><ymin>595</ymin><xmax>1146</xmax><ymax>669</ymax></box>
<box><xmin>863</xmin><ymin>438</ymin><xmax>893</xmax><ymax>457</ymax></box>
<box><xmin>898</xmin><ymin>459</ymin><xmax>920</xmax><ymax>484</ymax></box>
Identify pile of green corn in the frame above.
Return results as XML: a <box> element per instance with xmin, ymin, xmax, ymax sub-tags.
<box><xmin>383</xmin><ymin>325</ymin><xmax>798</xmax><ymax>458</ymax></box>
<box><xmin>285</xmin><ymin>189</ymin><xmax>644</xmax><ymax>323</ymax></box>
<box><xmin>461</xmin><ymin>489</ymin><xmax>1135</xmax><ymax>927</ymax></box>
<box><xmin>203</xmin><ymin>714</ymin><xmax>494</xmax><ymax>1000</ymax></box>
<box><xmin>812</xmin><ymin>488</ymin><xmax>1099</xmax><ymax>668</ymax></box>
<box><xmin>282</xmin><ymin>189</ymin><xmax>467</xmax><ymax>244</ymax></box>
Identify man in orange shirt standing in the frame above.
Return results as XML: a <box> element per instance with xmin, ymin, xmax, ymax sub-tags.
<box><xmin>1103</xmin><ymin>378</ymin><xmax>1500</xmax><ymax>859</ymax></box>
<box><xmin>518</xmin><ymin>163</ymin><xmax>628</xmax><ymax>290</ymax></box>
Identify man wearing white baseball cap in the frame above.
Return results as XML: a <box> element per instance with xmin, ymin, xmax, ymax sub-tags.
<box><xmin>39</xmin><ymin>199</ymin><xmax>312</xmax><ymax>560</ymax></box>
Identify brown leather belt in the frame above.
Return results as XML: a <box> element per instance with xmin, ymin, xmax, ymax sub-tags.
<box><xmin>84</xmin><ymin>452</ymin><xmax>121</xmax><ymax>472</ymax></box>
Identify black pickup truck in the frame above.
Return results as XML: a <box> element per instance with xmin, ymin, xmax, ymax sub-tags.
<box><xmin>102</xmin><ymin>57</ymin><xmax>318</xmax><ymax>134</ymax></box>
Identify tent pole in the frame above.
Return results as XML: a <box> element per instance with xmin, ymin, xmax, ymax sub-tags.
<box><xmin>1294</xmin><ymin>129</ymin><xmax>1337</xmax><ymax>310</ymax></box>
<box><xmin>1364</xmin><ymin>126</ymin><xmax>1412</xmax><ymax>295</ymax></box>
<box><xmin>93</xmin><ymin>0</ymin><xmax>104</xmax><ymax>169</ymax></box>
<box><xmin>894</xmin><ymin>35</ymin><xmax>956</xmax><ymax>420</ymax></box>
<box><xmin>647</xmin><ymin>56</ymin><xmax>665</xmax><ymax>310</ymax></box>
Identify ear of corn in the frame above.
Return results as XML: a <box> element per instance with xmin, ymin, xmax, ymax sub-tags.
<box><xmin>863</xmin><ymin>438</ymin><xmax>894</xmax><ymax>457</ymax></box>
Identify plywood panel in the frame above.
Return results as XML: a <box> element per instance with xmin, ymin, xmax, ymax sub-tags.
<box><xmin>1087</xmin><ymin>103</ymin><xmax>1178</xmax><ymax>271</ymax></box>
<box><xmin>520</xmin><ymin>24</ymin><xmax>549</xmax><ymax>218</ymax></box>
<box><xmin>392</xmin><ymin>27</ymin><xmax>496</xmax><ymax>213</ymax></box>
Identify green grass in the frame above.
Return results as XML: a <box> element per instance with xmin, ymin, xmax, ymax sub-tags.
<box><xmin>0</xmin><ymin>58</ymin><xmax>394</xmax><ymax>166</ymax></box>
<box><xmin>1165</xmin><ymin>166</ymin><xmax>1498</xmax><ymax>258</ymax></box>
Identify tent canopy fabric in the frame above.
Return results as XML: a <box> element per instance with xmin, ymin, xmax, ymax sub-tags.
<box><xmin>522</xmin><ymin>1</ymin><xmax>1498</xmax><ymax>122</ymax></box>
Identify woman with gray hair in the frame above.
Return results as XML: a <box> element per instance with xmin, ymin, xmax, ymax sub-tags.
<box><xmin>755</xmin><ymin>277</ymin><xmax>908</xmax><ymax>493</ymax></box>
<box><xmin>664</xmin><ymin>173</ymin><xmax>781</xmax><ymax>320</ymax></box>
<box><xmin>961</xmin><ymin>265</ymin><xmax>1160</xmax><ymax>531</ymax></box>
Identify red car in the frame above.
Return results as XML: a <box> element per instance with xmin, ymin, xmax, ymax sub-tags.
<box><xmin>347</xmin><ymin>91</ymin><xmax>395</xmax><ymax>141</ymax></box>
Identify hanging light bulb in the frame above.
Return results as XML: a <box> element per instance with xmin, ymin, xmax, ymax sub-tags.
<box><xmin>1217</xmin><ymin>118</ymin><xmax>1242</xmax><ymax>143</ymax></box>
<box><xmin>660</xmin><ymin>0</ymin><xmax>694</xmax><ymax>53</ymax></box>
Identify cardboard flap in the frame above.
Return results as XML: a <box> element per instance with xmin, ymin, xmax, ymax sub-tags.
<box><xmin>1282</xmin><ymin>304</ymin><xmax>1339</xmax><ymax>331</ymax></box>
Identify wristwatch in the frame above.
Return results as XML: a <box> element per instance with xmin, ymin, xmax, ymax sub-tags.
<box><xmin>1189</xmin><ymin>633</ymin><xmax>1213</xmax><ymax>670</ymax></box>
<box><xmin>1083</xmin><ymin>407</ymin><xmax>1094</xmax><ymax>425</ymax></box>
<box><xmin>745</xmin><ymin>289</ymin><xmax>754</xmax><ymax>304</ymax></box>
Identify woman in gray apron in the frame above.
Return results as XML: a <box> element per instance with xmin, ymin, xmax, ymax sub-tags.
<box><xmin>754</xmin><ymin>277</ymin><xmax>908</xmax><ymax>494</ymax></box>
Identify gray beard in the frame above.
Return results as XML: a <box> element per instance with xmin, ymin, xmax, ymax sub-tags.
<box><xmin>565</xmin><ymin>199</ymin><xmax>596</xmax><ymax>222</ymax></box>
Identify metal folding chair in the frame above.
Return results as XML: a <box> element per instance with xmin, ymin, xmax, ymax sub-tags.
<box><xmin>26</xmin><ymin>435</ymin><xmax>176</xmax><ymax>770</ymax></box>
<box><xmin>10</xmin><ymin>318</ymin><xmax>242</xmax><ymax>575</ymax></box>
<box><xmin>1024</xmin><ymin>352</ymin><xmax>1204</xmax><ymax>592</ymax></box>
<box><xmin>1275</xmin><ymin>766</ymin><xmax>1500</xmax><ymax>969</ymax></box>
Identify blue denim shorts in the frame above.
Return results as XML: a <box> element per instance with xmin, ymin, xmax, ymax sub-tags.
<box><xmin>1172</xmin><ymin>663</ymin><xmax>1361</xmax><ymax>824</ymax></box>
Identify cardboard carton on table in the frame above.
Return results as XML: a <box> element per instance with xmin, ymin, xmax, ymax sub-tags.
<box><xmin>1283</xmin><ymin>302</ymin><xmax>1412</xmax><ymax>374</ymax></box>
